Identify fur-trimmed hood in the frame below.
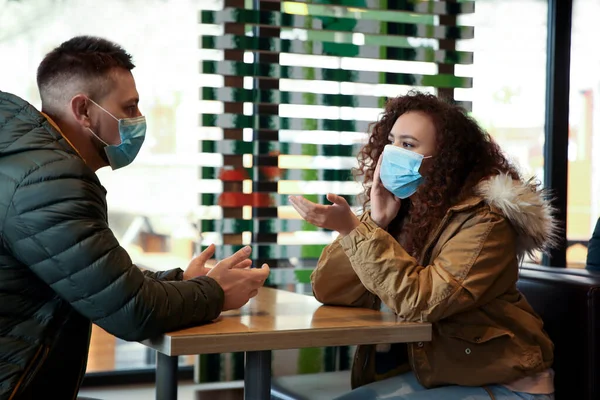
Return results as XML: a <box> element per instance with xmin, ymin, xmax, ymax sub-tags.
<box><xmin>475</xmin><ymin>173</ymin><xmax>561</xmax><ymax>259</ymax></box>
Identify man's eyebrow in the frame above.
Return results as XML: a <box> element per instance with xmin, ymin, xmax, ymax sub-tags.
<box><xmin>124</xmin><ymin>97</ymin><xmax>139</xmax><ymax>104</ymax></box>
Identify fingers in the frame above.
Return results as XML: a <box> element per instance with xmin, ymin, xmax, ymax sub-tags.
<box><xmin>289</xmin><ymin>196</ymin><xmax>309</xmax><ymax>219</ymax></box>
<box><xmin>244</xmin><ymin>263</ymin><xmax>270</xmax><ymax>285</ymax></box>
<box><xmin>290</xmin><ymin>202</ymin><xmax>308</xmax><ymax>220</ymax></box>
<box><xmin>230</xmin><ymin>259</ymin><xmax>253</xmax><ymax>269</ymax></box>
<box><xmin>246</xmin><ymin>265</ymin><xmax>270</xmax><ymax>298</ymax></box>
<box><xmin>289</xmin><ymin>196</ymin><xmax>329</xmax><ymax>226</ymax></box>
<box><xmin>217</xmin><ymin>245</ymin><xmax>252</xmax><ymax>269</ymax></box>
<box><xmin>193</xmin><ymin>243</ymin><xmax>215</xmax><ymax>264</ymax></box>
<box><xmin>289</xmin><ymin>195</ymin><xmax>314</xmax><ymax>212</ymax></box>
<box><xmin>326</xmin><ymin>193</ymin><xmax>348</xmax><ymax>207</ymax></box>
<box><xmin>373</xmin><ymin>155</ymin><xmax>383</xmax><ymax>186</ymax></box>
<box><xmin>225</xmin><ymin>264</ymin><xmax>270</xmax><ymax>294</ymax></box>
<box><xmin>250</xmin><ymin>263</ymin><xmax>270</xmax><ymax>281</ymax></box>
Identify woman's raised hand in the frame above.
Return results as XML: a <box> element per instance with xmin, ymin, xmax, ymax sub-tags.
<box><xmin>289</xmin><ymin>193</ymin><xmax>360</xmax><ymax>236</ymax></box>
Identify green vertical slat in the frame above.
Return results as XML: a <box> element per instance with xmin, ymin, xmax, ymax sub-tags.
<box><xmin>279</xmin><ymin>10</ymin><xmax>293</xmax><ymax>261</ymax></box>
<box><xmin>200</xmin><ymin>11</ymin><xmax>217</xmax><ymax>252</ymax></box>
<box><xmin>295</xmin><ymin>9</ymin><xmax>325</xmax><ymax>375</ymax></box>
<box><xmin>231</xmin><ymin>4</ymin><xmax>255</xmax><ymax>382</ymax></box>
<box><xmin>379</xmin><ymin>0</ymin><xmax>388</xmax><ymax>109</ymax></box>
<box><xmin>256</xmin><ymin>14</ymin><xmax>275</xmax><ymax>278</ymax></box>
<box><xmin>230</xmin><ymin>6</ymin><xmax>254</xmax><ymax>258</ymax></box>
<box><xmin>299</xmin><ymin>13</ymin><xmax>322</xmax><ymax>261</ymax></box>
<box><xmin>317</xmin><ymin>0</ymin><xmax>362</xmax><ymax>212</ymax></box>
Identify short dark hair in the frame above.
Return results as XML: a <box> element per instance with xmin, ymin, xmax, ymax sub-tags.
<box><xmin>37</xmin><ymin>36</ymin><xmax>135</xmax><ymax>111</ymax></box>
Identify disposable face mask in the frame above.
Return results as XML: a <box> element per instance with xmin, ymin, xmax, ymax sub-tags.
<box><xmin>379</xmin><ymin>144</ymin><xmax>431</xmax><ymax>199</ymax></box>
<box><xmin>87</xmin><ymin>99</ymin><xmax>146</xmax><ymax>170</ymax></box>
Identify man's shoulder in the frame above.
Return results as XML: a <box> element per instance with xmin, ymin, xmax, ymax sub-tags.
<box><xmin>0</xmin><ymin>91</ymin><xmax>32</xmax><ymax>111</ymax></box>
<box><xmin>0</xmin><ymin>91</ymin><xmax>46</xmax><ymax>133</ymax></box>
<box><xmin>25</xmin><ymin>152</ymin><xmax>100</xmax><ymax>186</ymax></box>
<box><xmin>0</xmin><ymin>91</ymin><xmax>102</xmax><ymax>194</ymax></box>
<box><xmin>0</xmin><ymin>148</ymin><xmax>106</xmax><ymax>225</ymax></box>
<box><xmin>2</xmin><ymin>144</ymin><xmax>100</xmax><ymax>187</ymax></box>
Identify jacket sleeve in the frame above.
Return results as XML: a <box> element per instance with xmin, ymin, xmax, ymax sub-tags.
<box><xmin>142</xmin><ymin>268</ymin><xmax>184</xmax><ymax>281</ymax></box>
<box><xmin>586</xmin><ymin>218</ymin><xmax>600</xmax><ymax>271</ymax></box>
<box><xmin>338</xmin><ymin>210</ymin><xmax>516</xmax><ymax>322</ymax></box>
<box><xmin>1</xmin><ymin>165</ymin><xmax>224</xmax><ymax>341</ymax></box>
<box><xmin>311</xmin><ymin>213</ymin><xmax>379</xmax><ymax>309</ymax></box>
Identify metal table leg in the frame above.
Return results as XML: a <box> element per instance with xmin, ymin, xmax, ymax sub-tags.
<box><xmin>156</xmin><ymin>352</ymin><xmax>178</xmax><ymax>400</ymax></box>
<box><xmin>244</xmin><ymin>350</ymin><xmax>272</xmax><ymax>400</ymax></box>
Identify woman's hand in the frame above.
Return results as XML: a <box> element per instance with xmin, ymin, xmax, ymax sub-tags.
<box><xmin>289</xmin><ymin>193</ymin><xmax>360</xmax><ymax>236</ymax></box>
<box><xmin>370</xmin><ymin>156</ymin><xmax>402</xmax><ymax>229</ymax></box>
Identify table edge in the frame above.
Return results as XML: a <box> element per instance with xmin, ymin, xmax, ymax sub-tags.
<box><xmin>142</xmin><ymin>323</ymin><xmax>432</xmax><ymax>356</ymax></box>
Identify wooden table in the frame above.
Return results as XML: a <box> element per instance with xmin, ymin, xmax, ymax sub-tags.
<box><xmin>141</xmin><ymin>287</ymin><xmax>431</xmax><ymax>400</ymax></box>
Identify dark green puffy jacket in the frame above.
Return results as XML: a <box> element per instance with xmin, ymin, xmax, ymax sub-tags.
<box><xmin>587</xmin><ymin>218</ymin><xmax>600</xmax><ymax>270</ymax></box>
<box><xmin>0</xmin><ymin>91</ymin><xmax>224</xmax><ymax>399</ymax></box>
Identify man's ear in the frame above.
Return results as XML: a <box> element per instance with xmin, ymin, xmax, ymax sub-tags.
<box><xmin>70</xmin><ymin>94</ymin><xmax>91</xmax><ymax>128</ymax></box>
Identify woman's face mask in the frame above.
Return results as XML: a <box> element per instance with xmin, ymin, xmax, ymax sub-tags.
<box><xmin>379</xmin><ymin>144</ymin><xmax>432</xmax><ymax>199</ymax></box>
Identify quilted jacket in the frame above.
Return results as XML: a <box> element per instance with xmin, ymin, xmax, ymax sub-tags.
<box><xmin>0</xmin><ymin>91</ymin><xmax>224</xmax><ymax>399</ymax></box>
<box><xmin>587</xmin><ymin>218</ymin><xmax>600</xmax><ymax>270</ymax></box>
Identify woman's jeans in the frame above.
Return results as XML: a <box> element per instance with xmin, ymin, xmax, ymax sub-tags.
<box><xmin>333</xmin><ymin>372</ymin><xmax>555</xmax><ymax>400</ymax></box>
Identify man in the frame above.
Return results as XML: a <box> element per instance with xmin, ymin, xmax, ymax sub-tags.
<box><xmin>0</xmin><ymin>36</ymin><xmax>270</xmax><ymax>399</ymax></box>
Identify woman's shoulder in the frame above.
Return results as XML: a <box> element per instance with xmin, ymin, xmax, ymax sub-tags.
<box><xmin>469</xmin><ymin>173</ymin><xmax>560</xmax><ymax>258</ymax></box>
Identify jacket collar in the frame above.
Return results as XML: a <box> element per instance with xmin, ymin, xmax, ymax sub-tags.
<box><xmin>41</xmin><ymin>112</ymin><xmax>85</xmax><ymax>161</ymax></box>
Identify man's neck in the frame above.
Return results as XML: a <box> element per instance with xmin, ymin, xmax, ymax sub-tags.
<box><xmin>42</xmin><ymin>112</ymin><xmax>105</xmax><ymax>172</ymax></box>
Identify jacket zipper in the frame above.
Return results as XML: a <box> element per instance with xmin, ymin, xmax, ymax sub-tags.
<box><xmin>70</xmin><ymin>359</ymin><xmax>86</xmax><ymax>400</ymax></box>
<box><xmin>420</xmin><ymin>211</ymin><xmax>453</xmax><ymax>264</ymax></box>
<box><xmin>409</xmin><ymin>212</ymin><xmax>455</xmax><ymax>386</ymax></box>
<box><xmin>71</xmin><ymin>325</ymin><xmax>93</xmax><ymax>400</ymax></box>
<box><xmin>8</xmin><ymin>344</ymin><xmax>50</xmax><ymax>400</ymax></box>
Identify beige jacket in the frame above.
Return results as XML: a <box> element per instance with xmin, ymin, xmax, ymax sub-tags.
<box><xmin>311</xmin><ymin>174</ymin><xmax>558</xmax><ymax>389</ymax></box>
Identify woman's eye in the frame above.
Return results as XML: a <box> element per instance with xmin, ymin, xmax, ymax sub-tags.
<box><xmin>388</xmin><ymin>137</ymin><xmax>395</xmax><ymax>144</ymax></box>
<box><xmin>402</xmin><ymin>142</ymin><xmax>414</xmax><ymax>148</ymax></box>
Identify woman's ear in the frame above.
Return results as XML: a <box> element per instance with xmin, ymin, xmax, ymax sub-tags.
<box><xmin>419</xmin><ymin>156</ymin><xmax>434</xmax><ymax>176</ymax></box>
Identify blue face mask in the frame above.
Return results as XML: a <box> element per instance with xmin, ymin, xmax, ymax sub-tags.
<box><xmin>379</xmin><ymin>144</ymin><xmax>431</xmax><ymax>199</ymax></box>
<box><xmin>88</xmin><ymin>99</ymin><xmax>146</xmax><ymax>170</ymax></box>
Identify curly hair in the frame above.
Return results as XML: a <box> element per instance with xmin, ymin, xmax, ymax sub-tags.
<box><xmin>355</xmin><ymin>91</ymin><xmax>520</xmax><ymax>258</ymax></box>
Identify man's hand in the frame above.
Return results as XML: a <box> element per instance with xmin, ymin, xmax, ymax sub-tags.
<box><xmin>289</xmin><ymin>193</ymin><xmax>360</xmax><ymax>236</ymax></box>
<box><xmin>183</xmin><ymin>244</ymin><xmax>218</xmax><ymax>280</ymax></box>
<box><xmin>206</xmin><ymin>246</ymin><xmax>270</xmax><ymax>311</ymax></box>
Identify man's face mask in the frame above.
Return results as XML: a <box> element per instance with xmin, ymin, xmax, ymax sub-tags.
<box><xmin>87</xmin><ymin>99</ymin><xmax>146</xmax><ymax>170</ymax></box>
<box><xmin>379</xmin><ymin>144</ymin><xmax>432</xmax><ymax>199</ymax></box>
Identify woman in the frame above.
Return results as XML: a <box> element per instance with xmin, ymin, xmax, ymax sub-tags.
<box><xmin>289</xmin><ymin>92</ymin><xmax>558</xmax><ymax>399</ymax></box>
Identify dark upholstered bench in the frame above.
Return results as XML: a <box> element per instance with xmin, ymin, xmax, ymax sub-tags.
<box><xmin>516</xmin><ymin>265</ymin><xmax>600</xmax><ymax>399</ymax></box>
<box><xmin>271</xmin><ymin>264</ymin><xmax>600</xmax><ymax>400</ymax></box>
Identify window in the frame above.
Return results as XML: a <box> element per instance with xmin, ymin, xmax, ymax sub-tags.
<box><xmin>0</xmin><ymin>0</ymin><xmax>208</xmax><ymax>374</ymax></box>
<box><xmin>567</xmin><ymin>0</ymin><xmax>600</xmax><ymax>267</ymax></box>
<box><xmin>461</xmin><ymin>0</ymin><xmax>548</xmax><ymax>264</ymax></box>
